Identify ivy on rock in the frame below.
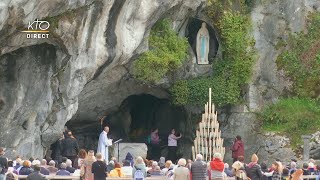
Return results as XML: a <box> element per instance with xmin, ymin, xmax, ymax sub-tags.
<box><xmin>171</xmin><ymin>5</ymin><xmax>255</xmax><ymax>107</ymax></box>
<box><xmin>133</xmin><ymin>19</ymin><xmax>189</xmax><ymax>83</ymax></box>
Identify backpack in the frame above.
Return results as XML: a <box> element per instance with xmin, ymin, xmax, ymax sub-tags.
<box><xmin>134</xmin><ymin>168</ymin><xmax>145</xmax><ymax>180</ymax></box>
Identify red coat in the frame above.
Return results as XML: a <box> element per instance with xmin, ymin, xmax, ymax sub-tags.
<box><xmin>231</xmin><ymin>140</ymin><xmax>244</xmax><ymax>158</ymax></box>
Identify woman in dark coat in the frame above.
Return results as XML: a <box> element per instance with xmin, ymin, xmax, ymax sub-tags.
<box><xmin>231</xmin><ymin>135</ymin><xmax>245</xmax><ymax>163</ymax></box>
<box><xmin>246</xmin><ymin>154</ymin><xmax>263</xmax><ymax>180</ymax></box>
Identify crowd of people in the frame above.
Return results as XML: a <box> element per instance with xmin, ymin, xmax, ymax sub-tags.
<box><xmin>2</xmin><ymin>144</ymin><xmax>320</xmax><ymax>180</ymax></box>
<box><xmin>0</xmin><ymin>128</ymin><xmax>318</xmax><ymax>180</ymax></box>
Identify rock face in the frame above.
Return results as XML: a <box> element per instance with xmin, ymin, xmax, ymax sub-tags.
<box><xmin>0</xmin><ymin>0</ymin><xmax>206</xmax><ymax>158</ymax></box>
<box><xmin>221</xmin><ymin>0</ymin><xmax>320</xmax><ymax>163</ymax></box>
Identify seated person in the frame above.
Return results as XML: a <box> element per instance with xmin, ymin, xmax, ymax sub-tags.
<box><xmin>19</xmin><ymin>160</ymin><xmax>33</xmax><ymax>175</ymax></box>
<box><xmin>149</xmin><ymin>166</ymin><xmax>162</xmax><ymax>176</ymax></box>
<box><xmin>121</xmin><ymin>160</ymin><xmax>133</xmax><ymax>177</ymax></box>
<box><xmin>56</xmin><ymin>163</ymin><xmax>71</xmax><ymax>176</ymax></box>
<box><xmin>40</xmin><ymin>159</ymin><xmax>49</xmax><ymax>175</ymax></box>
<box><xmin>148</xmin><ymin>161</ymin><xmax>158</xmax><ymax>173</ymax></box>
<box><xmin>224</xmin><ymin>163</ymin><xmax>233</xmax><ymax>177</ymax></box>
<box><xmin>26</xmin><ymin>165</ymin><xmax>45</xmax><ymax>180</ymax></box>
<box><xmin>47</xmin><ymin>160</ymin><xmax>58</xmax><ymax>174</ymax></box>
<box><xmin>106</xmin><ymin>160</ymin><xmax>115</xmax><ymax>173</ymax></box>
<box><xmin>109</xmin><ymin>163</ymin><xmax>125</xmax><ymax>177</ymax></box>
<box><xmin>66</xmin><ymin>159</ymin><xmax>75</xmax><ymax>173</ymax></box>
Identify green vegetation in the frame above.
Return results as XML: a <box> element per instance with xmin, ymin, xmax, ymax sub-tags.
<box><xmin>133</xmin><ymin>19</ymin><xmax>189</xmax><ymax>83</ymax></box>
<box><xmin>276</xmin><ymin>13</ymin><xmax>320</xmax><ymax>99</ymax></box>
<box><xmin>171</xmin><ymin>2</ymin><xmax>255</xmax><ymax>107</ymax></box>
<box><xmin>260</xmin><ymin>98</ymin><xmax>320</xmax><ymax>147</ymax></box>
<box><xmin>260</xmin><ymin>13</ymin><xmax>320</xmax><ymax>147</ymax></box>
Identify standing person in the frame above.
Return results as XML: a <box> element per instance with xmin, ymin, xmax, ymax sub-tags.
<box><xmin>50</xmin><ymin>134</ymin><xmax>63</xmax><ymax>164</ymax></box>
<box><xmin>92</xmin><ymin>153</ymin><xmax>108</xmax><ymax>180</ymax></box>
<box><xmin>167</xmin><ymin>129</ymin><xmax>182</xmax><ymax>163</ymax></box>
<box><xmin>77</xmin><ymin>149</ymin><xmax>87</xmax><ymax>169</ymax></box>
<box><xmin>97</xmin><ymin>126</ymin><xmax>112</xmax><ymax>163</ymax></box>
<box><xmin>150</xmin><ymin>128</ymin><xmax>161</xmax><ymax>161</ymax></box>
<box><xmin>61</xmin><ymin>131</ymin><xmax>79</xmax><ymax>164</ymax></box>
<box><xmin>231</xmin><ymin>135</ymin><xmax>244</xmax><ymax>163</ymax></box>
<box><xmin>269</xmin><ymin>161</ymin><xmax>283</xmax><ymax>180</ymax></box>
<box><xmin>80</xmin><ymin>150</ymin><xmax>96</xmax><ymax>180</ymax></box>
<box><xmin>191</xmin><ymin>154</ymin><xmax>207</xmax><ymax>180</ymax></box>
<box><xmin>245</xmin><ymin>154</ymin><xmax>263</xmax><ymax>180</ymax></box>
<box><xmin>0</xmin><ymin>147</ymin><xmax>8</xmax><ymax>180</ymax></box>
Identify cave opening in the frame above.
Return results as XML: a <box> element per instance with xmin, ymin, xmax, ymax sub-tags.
<box><xmin>65</xmin><ymin>94</ymin><xmax>187</xmax><ymax>151</ymax></box>
<box><xmin>186</xmin><ymin>18</ymin><xmax>219</xmax><ymax>63</ymax></box>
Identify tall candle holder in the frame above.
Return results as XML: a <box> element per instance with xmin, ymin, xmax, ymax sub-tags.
<box><xmin>191</xmin><ymin>88</ymin><xmax>225</xmax><ymax>161</ymax></box>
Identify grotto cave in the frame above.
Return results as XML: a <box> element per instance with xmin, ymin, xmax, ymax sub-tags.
<box><xmin>65</xmin><ymin>94</ymin><xmax>187</xmax><ymax>154</ymax></box>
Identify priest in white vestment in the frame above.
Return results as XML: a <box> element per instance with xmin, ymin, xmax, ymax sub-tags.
<box><xmin>97</xmin><ymin>126</ymin><xmax>112</xmax><ymax>163</ymax></box>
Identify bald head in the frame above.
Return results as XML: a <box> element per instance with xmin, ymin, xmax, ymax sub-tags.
<box><xmin>104</xmin><ymin>126</ymin><xmax>109</xmax><ymax>133</ymax></box>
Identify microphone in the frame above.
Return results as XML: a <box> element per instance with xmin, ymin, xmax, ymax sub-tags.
<box><xmin>114</xmin><ymin>139</ymin><xmax>123</xmax><ymax>144</ymax></box>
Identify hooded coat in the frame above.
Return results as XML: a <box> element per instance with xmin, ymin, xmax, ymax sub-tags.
<box><xmin>231</xmin><ymin>140</ymin><xmax>244</xmax><ymax>159</ymax></box>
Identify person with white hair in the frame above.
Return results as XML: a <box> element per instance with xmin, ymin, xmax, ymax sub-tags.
<box><xmin>210</xmin><ymin>153</ymin><xmax>225</xmax><ymax>180</ymax></box>
<box><xmin>66</xmin><ymin>159</ymin><xmax>75</xmax><ymax>173</ymax></box>
<box><xmin>224</xmin><ymin>163</ymin><xmax>233</xmax><ymax>177</ymax></box>
<box><xmin>191</xmin><ymin>154</ymin><xmax>207</xmax><ymax>180</ymax></box>
<box><xmin>148</xmin><ymin>161</ymin><xmax>161</xmax><ymax>175</ymax></box>
<box><xmin>289</xmin><ymin>161</ymin><xmax>297</xmax><ymax>176</ymax></box>
<box><xmin>40</xmin><ymin>159</ymin><xmax>49</xmax><ymax>175</ymax></box>
<box><xmin>173</xmin><ymin>158</ymin><xmax>190</xmax><ymax>180</ymax></box>
<box><xmin>47</xmin><ymin>160</ymin><xmax>58</xmax><ymax>174</ymax></box>
<box><xmin>56</xmin><ymin>163</ymin><xmax>70</xmax><ymax>176</ymax></box>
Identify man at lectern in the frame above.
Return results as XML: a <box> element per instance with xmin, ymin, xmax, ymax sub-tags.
<box><xmin>97</xmin><ymin>126</ymin><xmax>113</xmax><ymax>163</ymax></box>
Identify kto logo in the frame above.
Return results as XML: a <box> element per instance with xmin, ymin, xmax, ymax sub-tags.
<box><xmin>21</xmin><ymin>19</ymin><xmax>50</xmax><ymax>39</ymax></box>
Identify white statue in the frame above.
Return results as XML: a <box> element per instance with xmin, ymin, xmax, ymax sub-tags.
<box><xmin>196</xmin><ymin>22</ymin><xmax>210</xmax><ymax>64</ymax></box>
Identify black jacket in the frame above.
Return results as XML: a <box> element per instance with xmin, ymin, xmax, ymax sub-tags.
<box><xmin>191</xmin><ymin>159</ymin><xmax>207</xmax><ymax>180</ymax></box>
<box><xmin>61</xmin><ymin>137</ymin><xmax>79</xmax><ymax>157</ymax></box>
<box><xmin>246</xmin><ymin>164</ymin><xmax>263</xmax><ymax>180</ymax></box>
<box><xmin>27</xmin><ymin>171</ymin><xmax>46</xmax><ymax>180</ymax></box>
<box><xmin>50</xmin><ymin>139</ymin><xmax>62</xmax><ymax>163</ymax></box>
<box><xmin>0</xmin><ymin>155</ymin><xmax>8</xmax><ymax>174</ymax></box>
<box><xmin>92</xmin><ymin>161</ymin><xmax>107</xmax><ymax>180</ymax></box>
<box><xmin>66</xmin><ymin>166</ymin><xmax>76</xmax><ymax>173</ymax></box>
<box><xmin>19</xmin><ymin>167</ymin><xmax>34</xmax><ymax>175</ymax></box>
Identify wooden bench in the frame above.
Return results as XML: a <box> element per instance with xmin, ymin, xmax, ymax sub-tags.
<box><xmin>17</xmin><ymin>175</ymin><xmax>320</xmax><ymax>180</ymax></box>
<box><xmin>17</xmin><ymin>175</ymin><xmax>166</xmax><ymax>180</ymax></box>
